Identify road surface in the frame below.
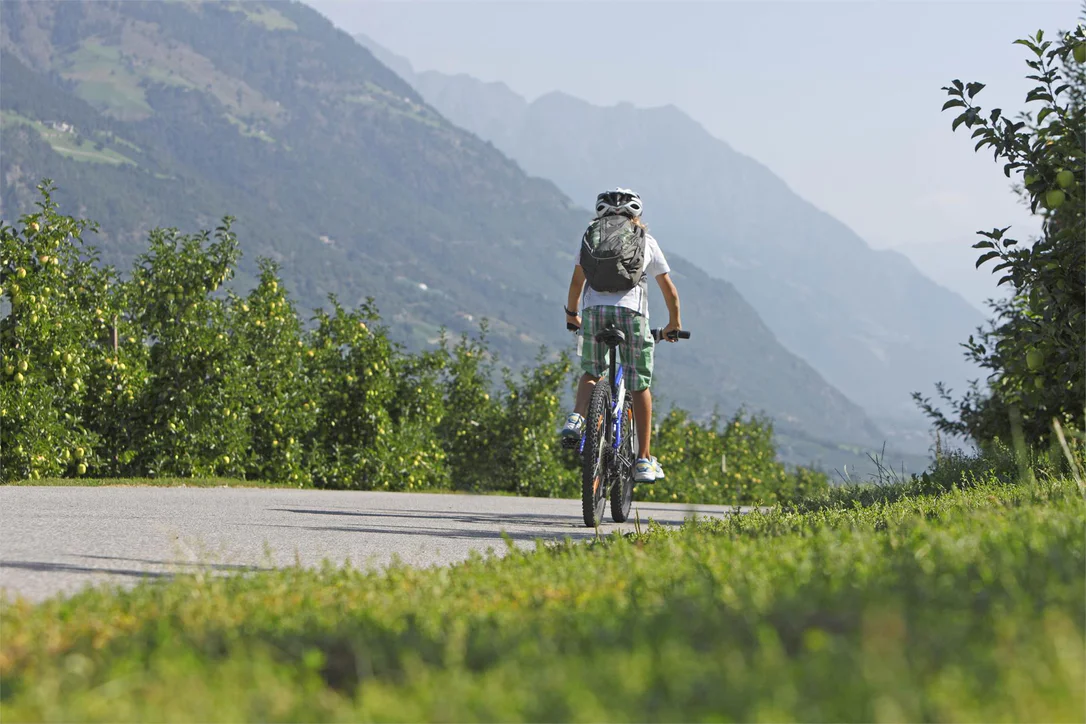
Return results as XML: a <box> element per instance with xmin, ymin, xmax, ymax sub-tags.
<box><xmin>0</xmin><ymin>486</ymin><xmax>752</xmax><ymax>602</ymax></box>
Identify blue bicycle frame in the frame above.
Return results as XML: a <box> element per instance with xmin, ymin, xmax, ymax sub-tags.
<box><xmin>578</xmin><ymin>345</ymin><xmax>627</xmax><ymax>454</ymax></box>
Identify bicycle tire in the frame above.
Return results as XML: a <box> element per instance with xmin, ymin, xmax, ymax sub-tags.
<box><xmin>610</xmin><ymin>398</ymin><xmax>635</xmax><ymax>522</ymax></box>
<box><xmin>582</xmin><ymin>382</ymin><xmax>611</xmax><ymax>528</ymax></box>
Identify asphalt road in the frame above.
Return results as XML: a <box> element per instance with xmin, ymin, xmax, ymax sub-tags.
<box><xmin>0</xmin><ymin>486</ymin><xmax>752</xmax><ymax>603</ymax></box>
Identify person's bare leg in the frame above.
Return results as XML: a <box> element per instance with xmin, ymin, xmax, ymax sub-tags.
<box><xmin>632</xmin><ymin>388</ymin><xmax>652</xmax><ymax>459</ymax></box>
<box><xmin>574</xmin><ymin>373</ymin><xmax>599</xmax><ymax>416</ymax></box>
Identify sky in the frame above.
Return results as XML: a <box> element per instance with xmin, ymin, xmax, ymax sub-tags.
<box><xmin>305</xmin><ymin>0</ymin><xmax>1079</xmax><ymax>306</ymax></box>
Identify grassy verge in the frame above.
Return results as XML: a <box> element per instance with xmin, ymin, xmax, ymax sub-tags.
<box><xmin>2</xmin><ymin>473</ymin><xmax>1082</xmax><ymax>721</ymax></box>
<box><xmin>6</xmin><ymin>477</ymin><xmax>299</xmax><ymax>489</ymax></box>
<box><xmin>3</xmin><ymin>478</ymin><xmax>522</xmax><ymax>496</ymax></box>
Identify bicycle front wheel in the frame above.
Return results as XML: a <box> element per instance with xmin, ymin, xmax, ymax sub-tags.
<box><xmin>581</xmin><ymin>382</ymin><xmax>611</xmax><ymax>528</ymax></box>
<box><xmin>610</xmin><ymin>397</ymin><xmax>635</xmax><ymax>523</ymax></box>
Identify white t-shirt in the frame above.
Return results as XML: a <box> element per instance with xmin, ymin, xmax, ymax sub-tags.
<box><xmin>577</xmin><ymin>232</ymin><xmax>670</xmax><ymax>318</ymax></box>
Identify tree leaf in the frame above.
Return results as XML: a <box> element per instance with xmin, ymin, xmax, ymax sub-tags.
<box><xmin>966</xmin><ymin>82</ymin><xmax>986</xmax><ymax>99</ymax></box>
<box><xmin>942</xmin><ymin>98</ymin><xmax>966</xmax><ymax>111</ymax></box>
<box><xmin>976</xmin><ymin>251</ymin><xmax>1001</xmax><ymax>268</ymax></box>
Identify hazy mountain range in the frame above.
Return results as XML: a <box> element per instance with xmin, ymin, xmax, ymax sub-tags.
<box><xmin>356</xmin><ymin>35</ymin><xmax>987</xmax><ymax>455</ymax></box>
<box><xmin>0</xmin><ymin>0</ymin><xmax>921</xmax><ymax>472</ymax></box>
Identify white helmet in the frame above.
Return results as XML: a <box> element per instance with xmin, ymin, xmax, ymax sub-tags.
<box><xmin>595</xmin><ymin>188</ymin><xmax>643</xmax><ymax>218</ymax></box>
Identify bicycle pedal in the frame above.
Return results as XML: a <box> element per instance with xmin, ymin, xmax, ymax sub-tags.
<box><xmin>560</xmin><ymin>436</ymin><xmax>580</xmax><ymax>450</ymax></box>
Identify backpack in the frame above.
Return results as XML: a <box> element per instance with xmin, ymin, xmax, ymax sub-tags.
<box><xmin>579</xmin><ymin>215</ymin><xmax>646</xmax><ymax>293</ymax></box>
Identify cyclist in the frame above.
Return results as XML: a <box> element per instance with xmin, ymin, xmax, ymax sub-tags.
<box><xmin>561</xmin><ymin>188</ymin><xmax>683</xmax><ymax>484</ymax></box>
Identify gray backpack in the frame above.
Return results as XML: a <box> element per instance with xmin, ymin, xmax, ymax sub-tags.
<box><xmin>579</xmin><ymin>215</ymin><xmax>646</xmax><ymax>293</ymax></box>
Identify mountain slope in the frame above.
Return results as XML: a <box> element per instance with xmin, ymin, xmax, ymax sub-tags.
<box><xmin>0</xmin><ymin>1</ymin><xmax>890</xmax><ymax>466</ymax></box>
<box><xmin>359</xmin><ymin>37</ymin><xmax>985</xmax><ymax>452</ymax></box>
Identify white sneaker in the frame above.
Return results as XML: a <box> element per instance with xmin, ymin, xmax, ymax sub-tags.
<box><xmin>633</xmin><ymin>457</ymin><xmax>656</xmax><ymax>483</ymax></box>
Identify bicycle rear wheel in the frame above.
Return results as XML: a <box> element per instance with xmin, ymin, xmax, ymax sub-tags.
<box><xmin>581</xmin><ymin>382</ymin><xmax>611</xmax><ymax>528</ymax></box>
<box><xmin>610</xmin><ymin>398</ymin><xmax>635</xmax><ymax>522</ymax></box>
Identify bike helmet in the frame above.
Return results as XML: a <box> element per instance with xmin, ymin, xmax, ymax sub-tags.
<box><xmin>595</xmin><ymin>188</ymin><xmax>643</xmax><ymax>218</ymax></box>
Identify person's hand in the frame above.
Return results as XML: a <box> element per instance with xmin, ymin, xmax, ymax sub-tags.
<box><xmin>566</xmin><ymin>311</ymin><xmax>581</xmax><ymax>329</ymax></box>
<box><xmin>662</xmin><ymin>320</ymin><xmax>682</xmax><ymax>342</ymax></box>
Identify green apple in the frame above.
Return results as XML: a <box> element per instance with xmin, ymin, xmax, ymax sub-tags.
<box><xmin>18</xmin><ymin>360</ymin><xmax>27</xmax><ymax>372</ymax></box>
<box><xmin>77</xmin><ymin>463</ymin><xmax>87</xmax><ymax>475</ymax></box>
<box><xmin>15</xmin><ymin>267</ymin><xmax>26</xmax><ymax>279</ymax></box>
<box><xmin>75</xmin><ymin>447</ymin><xmax>85</xmax><ymax>459</ymax></box>
<box><xmin>1026</xmin><ymin>349</ymin><xmax>1044</xmax><ymax>370</ymax></box>
<box><xmin>1075</xmin><ymin>43</ymin><xmax>1086</xmax><ymax>64</ymax></box>
<box><xmin>1045</xmin><ymin>189</ymin><xmax>1066</xmax><ymax>208</ymax></box>
<box><xmin>1056</xmin><ymin>169</ymin><xmax>1075</xmax><ymax>188</ymax></box>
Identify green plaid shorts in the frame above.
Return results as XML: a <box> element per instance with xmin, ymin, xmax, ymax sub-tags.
<box><xmin>580</xmin><ymin>305</ymin><xmax>654</xmax><ymax>392</ymax></box>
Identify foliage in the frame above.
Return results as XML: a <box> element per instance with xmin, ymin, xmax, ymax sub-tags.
<box><xmin>0</xmin><ymin>188</ymin><xmax>822</xmax><ymax>504</ymax></box>
<box><xmin>917</xmin><ymin>22</ymin><xmax>1086</xmax><ymax>445</ymax></box>
<box><xmin>1</xmin><ymin>474</ymin><xmax>1081</xmax><ymax>721</ymax></box>
<box><xmin>646</xmin><ymin>408</ymin><xmax>830</xmax><ymax>505</ymax></box>
<box><xmin>0</xmin><ymin>188</ymin><xmax>108</xmax><ymax>480</ymax></box>
<box><xmin>0</xmin><ymin>1</ymin><xmax>889</xmax><ymax>457</ymax></box>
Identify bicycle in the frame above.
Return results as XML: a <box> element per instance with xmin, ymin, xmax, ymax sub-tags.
<box><xmin>564</xmin><ymin>321</ymin><xmax>691</xmax><ymax>527</ymax></box>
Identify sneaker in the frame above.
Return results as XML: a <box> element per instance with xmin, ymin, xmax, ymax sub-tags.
<box><xmin>633</xmin><ymin>457</ymin><xmax>656</xmax><ymax>484</ymax></box>
<box><xmin>652</xmin><ymin>457</ymin><xmax>665</xmax><ymax>480</ymax></box>
<box><xmin>559</xmin><ymin>412</ymin><xmax>585</xmax><ymax>440</ymax></box>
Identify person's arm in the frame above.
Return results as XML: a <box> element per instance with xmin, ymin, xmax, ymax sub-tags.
<box><xmin>566</xmin><ymin>265</ymin><xmax>586</xmax><ymax>327</ymax></box>
<box><xmin>656</xmin><ymin>272</ymin><xmax>682</xmax><ymax>340</ymax></box>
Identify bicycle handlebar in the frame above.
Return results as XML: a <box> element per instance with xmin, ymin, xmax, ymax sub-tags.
<box><xmin>651</xmin><ymin>328</ymin><xmax>691</xmax><ymax>342</ymax></box>
<box><xmin>566</xmin><ymin>322</ymin><xmax>691</xmax><ymax>342</ymax></box>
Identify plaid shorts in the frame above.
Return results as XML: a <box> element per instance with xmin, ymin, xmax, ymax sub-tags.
<box><xmin>580</xmin><ymin>305</ymin><xmax>654</xmax><ymax>391</ymax></box>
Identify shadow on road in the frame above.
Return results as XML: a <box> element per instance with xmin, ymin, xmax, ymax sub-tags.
<box><xmin>0</xmin><ymin>560</ymin><xmax>174</xmax><ymax>579</ymax></box>
<box><xmin>0</xmin><ymin>556</ymin><xmax>268</xmax><ymax>580</ymax></box>
<box><xmin>259</xmin><ymin>504</ymin><xmax>719</xmax><ymax>543</ymax></box>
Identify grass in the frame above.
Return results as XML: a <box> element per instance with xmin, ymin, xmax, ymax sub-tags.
<box><xmin>0</xmin><ymin>111</ymin><xmax>137</xmax><ymax>166</ymax></box>
<box><xmin>6</xmin><ymin>477</ymin><xmax>294</xmax><ymax>489</ymax></box>
<box><xmin>225</xmin><ymin>114</ymin><xmax>276</xmax><ymax>144</ymax></box>
<box><xmin>1</xmin><ymin>470</ymin><xmax>1081</xmax><ymax>721</ymax></box>
<box><xmin>62</xmin><ymin>42</ymin><xmax>153</xmax><ymax>120</ymax></box>
<box><xmin>235</xmin><ymin>5</ymin><xmax>298</xmax><ymax>31</ymax></box>
<box><xmin>4</xmin><ymin>478</ymin><xmax>524</xmax><ymax>496</ymax></box>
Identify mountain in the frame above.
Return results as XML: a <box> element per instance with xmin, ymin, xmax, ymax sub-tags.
<box><xmin>892</xmin><ymin>238</ymin><xmax>1011</xmax><ymax>313</ymax></box>
<box><xmin>0</xmin><ymin>0</ymin><xmax>901</xmax><ymax>471</ymax></box>
<box><xmin>357</xmin><ymin>36</ymin><xmax>986</xmax><ymax>453</ymax></box>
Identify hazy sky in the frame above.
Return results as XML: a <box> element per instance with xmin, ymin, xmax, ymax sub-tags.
<box><xmin>306</xmin><ymin>0</ymin><xmax>1076</xmax><ymax>260</ymax></box>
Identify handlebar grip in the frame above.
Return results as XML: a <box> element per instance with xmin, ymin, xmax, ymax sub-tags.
<box><xmin>650</xmin><ymin>328</ymin><xmax>692</xmax><ymax>342</ymax></box>
<box><xmin>567</xmin><ymin>322</ymin><xmax>581</xmax><ymax>332</ymax></box>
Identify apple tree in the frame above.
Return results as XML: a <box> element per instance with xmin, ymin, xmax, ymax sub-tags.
<box><xmin>916</xmin><ymin>23</ymin><xmax>1085</xmax><ymax>445</ymax></box>
<box><xmin>0</xmin><ymin>184</ymin><xmax>111</xmax><ymax>481</ymax></box>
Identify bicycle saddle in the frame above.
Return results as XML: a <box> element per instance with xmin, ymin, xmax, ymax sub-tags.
<box><xmin>594</xmin><ymin>325</ymin><xmax>625</xmax><ymax>347</ymax></box>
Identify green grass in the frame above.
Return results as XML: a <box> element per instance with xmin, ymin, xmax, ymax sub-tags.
<box><xmin>225</xmin><ymin>114</ymin><xmax>276</xmax><ymax>144</ymax></box>
<box><xmin>6</xmin><ymin>477</ymin><xmax>294</xmax><ymax>489</ymax></box>
<box><xmin>4</xmin><ymin>477</ymin><xmax>518</xmax><ymax>495</ymax></box>
<box><xmin>236</xmin><ymin>5</ymin><xmax>298</xmax><ymax>31</ymax></box>
<box><xmin>0</xmin><ymin>111</ymin><xmax>137</xmax><ymax>166</ymax></box>
<box><xmin>1</xmin><ymin>474</ymin><xmax>1081</xmax><ymax>722</ymax></box>
<box><xmin>62</xmin><ymin>42</ymin><xmax>154</xmax><ymax>120</ymax></box>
